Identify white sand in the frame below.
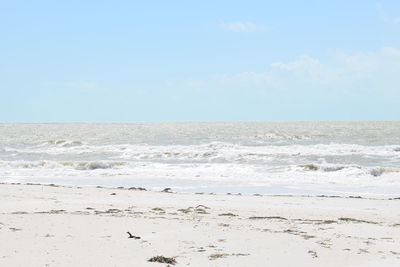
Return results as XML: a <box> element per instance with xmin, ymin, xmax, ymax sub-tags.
<box><xmin>0</xmin><ymin>183</ymin><xmax>399</xmax><ymax>267</ymax></box>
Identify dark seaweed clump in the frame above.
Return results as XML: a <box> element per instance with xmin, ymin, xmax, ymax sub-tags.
<box><xmin>148</xmin><ymin>256</ymin><xmax>177</xmax><ymax>265</ymax></box>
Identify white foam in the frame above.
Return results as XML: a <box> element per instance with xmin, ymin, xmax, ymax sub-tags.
<box><xmin>1</xmin><ymin>122</ymin><xmax>400</xmax><ymax>195</ymax></box>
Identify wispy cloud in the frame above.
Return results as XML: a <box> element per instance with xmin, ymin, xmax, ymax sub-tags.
<box><xmin>221</xmin><ymin>21</ymin><xmax>267</xmax><ymax>32</ymax></box>
<box><xmin>169</xmin><ymin>47</ymin><xmax>400</xmax><ymax>102</ymax></box>
<box><xmin>376</xmin><ymin>2</ymin><xmax>399</xmax><ymax>24</ymax></box>
<box><xmin>217</xmin><ymin>47</ymin><xmax>400</xmax><ymax>97</ymax></box>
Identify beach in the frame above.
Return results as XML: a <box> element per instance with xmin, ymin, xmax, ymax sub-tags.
<box><xmin>1</xmin><ymin>122</ymin><xmax>400</xmax><ymax>266</ymax></box>
<box><xmin>1</xmin><ymin>183</ymin><xmax>399</xmax><ymax>266</ymax></box>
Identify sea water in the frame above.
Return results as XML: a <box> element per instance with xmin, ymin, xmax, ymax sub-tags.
<box><xmin>1</xmin><ymin>122</ymin><xmax>400</xmax><ymax>196</ymax></box>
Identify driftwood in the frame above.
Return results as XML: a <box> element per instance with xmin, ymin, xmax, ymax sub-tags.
<box><xmin>126</xmin><ymin>232</ymin><xmax>141</xmax><ymax>239</ymax></box>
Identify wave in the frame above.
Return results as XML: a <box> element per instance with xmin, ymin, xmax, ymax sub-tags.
<box><xmin>299</xmin><ymin>163</ymin><xmax>400</xmax><ymax>177</ymax></box>
<box><xmin>0</xmin><ymin>160</ymin><xmax>127</xmax><ymax>171</ymax></box>
<box><xmin>301</xmin><ymin>163</ymin><xmax>349</xmax><ymax>172</ymax></box>
<box><xmin>59</xmin><ymin>161</ymin><xmax>127</xmax><ymax>170</ymax></box>
<box><xmin>1</xmin><ymin>159</ymin><xmax>400</xmax><ymax>194</ymax></box>
<box><xmin>2</xmin><ymin>142</ymin><xmax>400</xmax><ymax>170</ymax></box>
<box><xmin>2</xmin><ymin>160</ymin><xmax>399</xmax><ymax>179</ymax></box>
<box><xmin>5</xmin><ymin>141</ymin><xmax>400</xmax><ymax>157</ymax></box>
<box><xmin>369</xmin><ymin>167</ymin><xmax>400</xmax><ymax>177</ymax></box>
<box><xmin>46</xmin><ymin>140</ymin><xmax>84</xmax><ymax>147</ymax></box>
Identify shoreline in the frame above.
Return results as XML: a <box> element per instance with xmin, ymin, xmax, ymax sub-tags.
<box><xmin>2</xmin><ymin>179</ymin><xmax>399</xmax><ymax>199</ymax></box>
<box><xmin>3</xmin><ymin>181</ymin><xmax>400</xmax><ymax>200</ymax></box>
<box><xmin>1</xmin><ymin>183</ymin><xmax>399</xmax><ymax>266</ymax></box>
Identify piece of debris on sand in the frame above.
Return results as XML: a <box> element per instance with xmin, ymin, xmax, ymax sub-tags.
<box><xmin>209</xmin><ymin>253</ymin><xmax>230</xmax><ymax>260</ymax></box>
<box><xmin>148</xmin><ymin>255</ymin><xmax>177</xmax><ymax>265</ymax></box>
<box><xmin>126</xmin><ymin>232</ymin><xmax>141</xmax><ymax>239</ymax></box>
<box><xmin>162</xmin><ymin>188</ymin><xmax>172</xmax><ymax>193</ymax></box>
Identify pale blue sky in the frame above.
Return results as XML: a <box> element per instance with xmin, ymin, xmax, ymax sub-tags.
<box><xmin>1</xmin><ymin>0</ymin><xmax>400</xmax><ymax>121</ymax></box>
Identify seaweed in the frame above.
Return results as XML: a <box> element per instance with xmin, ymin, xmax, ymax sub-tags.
<box><xmin>339</xmin><ymin>217</ymin><xmax>378</xmax><ymax>224</ymax></box>
<box><xmin>308</xmin><ymin>250</ymin><xmax>318</xmax><ymax>258</ymax></box>
<box><xmin>152</xmin><ymin>207</ymin><xmax>165</xmax><ymax>212</ymax></box>
<box><xmin>209</xmin><ymin>253</ymin><xmax>230</xmax><ymax>260</ymax></box>
<box><xmin>302</xmin><ymin>164</ymin><xmax>319</xmax><ymax>171</ymax></box>
<box><xmin>148</xmin><ymin>256</ymin><xmax>177</xmax><ymax>265</ymax></box>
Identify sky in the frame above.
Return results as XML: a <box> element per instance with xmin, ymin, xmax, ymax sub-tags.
<box><xmin>1</xmin><ymin>0</ymin><xmax>400</xmax><ymax>121</ymax></box>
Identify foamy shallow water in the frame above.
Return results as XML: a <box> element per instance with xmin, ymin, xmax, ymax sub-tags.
<box><xmin>1</xmin><ymin>122</ymin><xmax>400</xmax><ymax>196</ymax></box>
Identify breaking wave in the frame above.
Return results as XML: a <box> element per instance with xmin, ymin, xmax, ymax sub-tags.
<box><xmin>369</xmin><ymin>167</ymin><xmax>400</xmax><ymax>177</ymax></box>
<box><xmin>45</xmin><ymin>140</ymin><xmax>84</xmax><ymax>147</ymax></box>
<box><xmin>0</xmin><ymin>160</ymin><xmax>127</xmax><ymax>171</ymax></box>
<box><xmin>301</xmin><ymin>163</ymin><xmax>349</xmax><ymax>172</ymax></box>
<box><xmin>4</xmin><ymin>142</ymin><xmax>400</xmax><ymax>165</ymax></box>
<box><xmin>300</xmin><ymin>163</ymin><xmax>400</xmax><ymax>177</ymax></box>
<box><xmin>1</xmin><ymin>122</ymin><xmax>400</xmax><ymax>195</ymax></box>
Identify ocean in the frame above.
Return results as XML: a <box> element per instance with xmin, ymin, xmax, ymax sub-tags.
<box><xmin>1</xmin><ymin>121</ymin><xmax>399</xmax><ymax>196</ymax></box>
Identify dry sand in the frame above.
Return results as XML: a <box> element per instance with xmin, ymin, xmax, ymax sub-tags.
<box><xmin>0</xmin><ymin>183</ymin><xmax>399</xmax><ymax>266</ymax></box>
